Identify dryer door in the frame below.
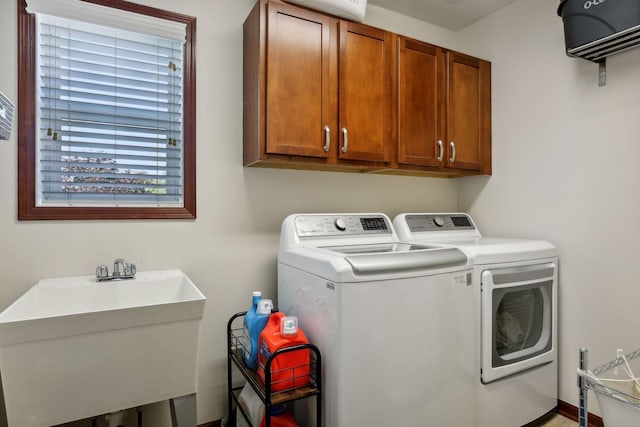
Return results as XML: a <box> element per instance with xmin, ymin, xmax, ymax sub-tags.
<box><xmin>481</xmin><ymin>263</ymin><xmax>556</xmax><ymax>383</ymax></box>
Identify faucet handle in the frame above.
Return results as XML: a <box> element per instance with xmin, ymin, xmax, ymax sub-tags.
<box><xmin>96</xmin><ymin>265</ymin><xmax>109</xmax><ymax>280</ymax></box>
<box><xmin>124</xmin><ymin>263</ymin><xmax>136</xmax><ymax>277</ymax></box>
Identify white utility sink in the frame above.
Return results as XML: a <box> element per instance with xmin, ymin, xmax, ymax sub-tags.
<box><xmin>0</xmin><ymin>269</ymin><xmax>206</xmax><ymax>427</ymax></box>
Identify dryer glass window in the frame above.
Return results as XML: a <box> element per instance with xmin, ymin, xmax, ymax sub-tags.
<box><xmin>491</xmin><ymin>281</ymin><xmax>553</xmax><ymax>367</ymax></box>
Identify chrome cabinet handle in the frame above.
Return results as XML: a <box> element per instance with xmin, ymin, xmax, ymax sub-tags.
<box><xmin>449</xmin><ymin>141</ymin><xmax>456</xmax><ymax>163</ymax></box>
<box><xmin>436</xmin><ymin>140</ymin><xmax>443</xmax><ymax>162</ymax></box>
<box><xmin>323</xmin><ymin>125</ymin><xmax>330</xmax><ymax>152</ymax></box>
<box><xmin>341</xmin><ymin>127</ymin><xmax>348</xmax><ymax>153</ymax></box>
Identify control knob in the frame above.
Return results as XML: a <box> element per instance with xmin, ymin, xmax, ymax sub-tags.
<box><xmin>334</xmin><ymin>218</ymin><xmax>347</xmax><ymax>231</ymax></box>
<box><xmin>433</xmin><ymin>216</ymin><xmax>445</xmax><ymax>227</ymax></box>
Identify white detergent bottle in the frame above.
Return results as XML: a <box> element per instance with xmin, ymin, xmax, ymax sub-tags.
<box><xmin>237</xmin><ymin>382</ymin><xmax>264</xmax><ymax>427</ymax></box>
<box><xmin>237</xmin><ymin>383</ymin><xmax>293</xmax><ymax>427</ymax></box>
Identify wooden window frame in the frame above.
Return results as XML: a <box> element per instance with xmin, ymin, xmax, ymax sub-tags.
<box><xmin>17</xmin><ymin>0</ymin><xmax>197</xmax><ymax>220</ymax></box>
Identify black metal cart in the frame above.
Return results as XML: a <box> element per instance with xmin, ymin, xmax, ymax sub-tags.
<box><xmin>226</xmin><ymin>312</ymin><xmax>322</xmax><ymax>427</ymax></box>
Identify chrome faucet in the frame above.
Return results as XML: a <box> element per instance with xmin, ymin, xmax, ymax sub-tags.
<box><xmin>96</xmin><ymin>258</ymin><xmax>137</xmax><ymax>282</ymax></box>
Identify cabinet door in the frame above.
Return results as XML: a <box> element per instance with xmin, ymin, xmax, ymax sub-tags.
<box><xmin>338</xmin><ymin>22</ymin><xmax>391</xmax><ymax>163</ymax></box>
<box><xmin>397</xmin><ymin>38</ymin><xmax>445</xmax><ymax>167</ymax></box>
<box><xmin>446</xmin><ymin>52</ymin><xmax>491</xmax><ymax>172</ymax></box>
<box><xmin>266</xmin><ymin>3</ymin><xmax>331</xmax><ymax>158</ymax></box>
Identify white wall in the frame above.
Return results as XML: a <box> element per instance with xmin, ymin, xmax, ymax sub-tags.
<box><xmin>0</xmin><ymin>0</ymin><xmax>459</xmax><ymax>424</ymax></box>
<box><xmin>365</xmin><ymin>3</ymin><xmax>457</xmax><ymax>48</ymax></box>
<box><xmin>457</xmin><ymin>0</ymin><xmax>640</xmax><ymax>415</ymax></box>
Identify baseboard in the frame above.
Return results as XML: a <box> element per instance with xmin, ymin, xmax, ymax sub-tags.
<box><xmin>198</xmin><ymin>421</ymin><xmax>221</xmax><ymax>427</ymax></box>
<box><xmin>557</xmin><ymin>399</ymin><xmax>603</xmax><ymax>427</ymax></box>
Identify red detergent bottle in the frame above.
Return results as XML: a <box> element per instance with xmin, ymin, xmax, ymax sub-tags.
<box><xmin>259</xmin><ymin>404</ymin><xmax>298</xmax><ymax>427</ymax></box>
<box><xmin>257</xmin><ymin>311</ymin><xmax>310</xmax><ymax>392</ymax></box>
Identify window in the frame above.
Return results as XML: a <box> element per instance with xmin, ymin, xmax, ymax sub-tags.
<box><xmin>18</xmin><ymin>0</ymin><xmax>196</xmax><ymax>220</ymax></box>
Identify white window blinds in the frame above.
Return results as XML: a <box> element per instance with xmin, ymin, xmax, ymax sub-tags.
<box><xmin>35</xmin><ymin>11</ymin><xmax>185</xmax><ymax>206</ymax></box>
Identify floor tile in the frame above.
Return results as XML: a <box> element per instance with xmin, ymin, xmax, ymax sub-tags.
<box><xmin>537</xmin><ymin>414</ymin><xmax>579</xmax><ymax>426</ymax></box>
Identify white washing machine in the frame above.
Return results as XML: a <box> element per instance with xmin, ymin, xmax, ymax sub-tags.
<box><xmin>277</xmin><ymin>213</ymin><xmax>476</xmax><ymax>427</ymax></box>
<box><xmin>393</xmin><ymin>213</ymin><xmax>558</xmax><ymax>427</ymax></box>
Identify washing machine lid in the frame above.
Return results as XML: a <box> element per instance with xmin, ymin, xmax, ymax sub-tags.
<box><xmin>392</xmin><ymin>213</ymin><xmax>557</xmax><ymax>264</ymax></box>
<box><xmin>432</xmin><ymin>237</ymin><xmax>557</xmax><ymax>264</ymax></box>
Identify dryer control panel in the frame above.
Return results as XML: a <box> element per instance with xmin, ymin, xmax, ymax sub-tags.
<box><xmin>295</xmin><ymin>214</ymin><xmax>392</xmax><ymax>237</ymax></box>
<box><xmin>405</xmin><ymin>214</ymin><xmax>476</xmax><ymax>232</ymax></box>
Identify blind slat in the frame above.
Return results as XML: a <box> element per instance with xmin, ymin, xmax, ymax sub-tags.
<box><xmin>41</xmin><ymin>138</ymin><xmax>182</xmax><ymax>150</ymax></box>
<box><xmin>41</xmin><ymin>178</ymin><xmax>183</xmax><ymax>190</ymax></box>
<box><xmin>40</xmin><ymin>102</ymin><xmax>181</xmax><ymax>122</ymax></box>
<box><xmin>40</xmin><ymin>65</ymin><xmax>181</xmax><ymax>90</ymax></box>
<box><xmin>40</xmin><ymin>77</ymin><xmax>178</xmax><ymax>100</ymax></box>
<box><xmin>40</xmin><ymin>52</ymin><xmax>183</xmax><ymax>77</ymax></box>
<box><xmin>39</xmin><ymin>156</ymin><xmax>182</xmax><ymax>169</ymax></box>
<box><xmin>37</xmin><ymin>110</ymin><xmax>180</xmax><ymax>128</ymax></box>
<box><xmin>41</xmin><ymin>92</ymin><xmax>180</xmax><ymax>111</ymax></box>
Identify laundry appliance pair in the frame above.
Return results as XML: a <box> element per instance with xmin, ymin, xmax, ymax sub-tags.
<box><xmin>278</xmin><ymin>212</ymin><xmax>557</xmax><ymax>427</ymax></box>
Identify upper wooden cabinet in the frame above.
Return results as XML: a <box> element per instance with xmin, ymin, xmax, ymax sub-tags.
<box><xmin>264</xmin><ymin>2</ymin><xmax>330</xmax><ymax>159</ymax></box>
<box><xmin>338</xmin><ymin>22</ymin><xmax>392</xmax><ymax>163</ymax></box>
<box><xmin>244</xmin><ymin>0</ymin><xmax>392</xmax><ymax>169</ymax></box>
<box><xmin>396</xmin><ymin>37</ymin><xmax>491</xmax><ymax>175</ymax></box>
<box><xmin>244</xmin><ymin>0</ymin><xmax>491</xmax><ymax>176</ymax></box>
<box><xmin>445</xmin><ymin>52</ymin><xmax>491</xmax><ymax>174</ymax></box>
<box><xmin>397</xmin><ymin>37</ymin><xmax>445</xmax><ymax>169</ymax></box>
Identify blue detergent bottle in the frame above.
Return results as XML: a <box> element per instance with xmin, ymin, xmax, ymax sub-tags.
<box><xmin>242</xmin><ymin>291</ymin><xmax>261</xmax><ymax>367</ymax></box>
<box><xmin>242</xmin><ymin>292</ymin><xmax>273</xmax><ymax>369</ymax></box>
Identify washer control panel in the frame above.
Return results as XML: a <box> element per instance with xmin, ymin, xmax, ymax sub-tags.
<box><xmin>295</xmin><ymin>215</ymin><xmax>392</xmax><ymax>237</ymax></box>
<box><xmin>405</xmin><ymin>214</ymin><xmax>476</xmax><ymax>232</ymax></box>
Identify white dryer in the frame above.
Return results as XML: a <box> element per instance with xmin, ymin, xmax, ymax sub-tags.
<box><xmin>393</xmin><ymin>213</ymin><xmax>558</xmax><ymax>427</ymax></box>
<box><xmin>277</xmin><ymin>213</ymin><xmax>475</xmax><ymax>427</ymax></box>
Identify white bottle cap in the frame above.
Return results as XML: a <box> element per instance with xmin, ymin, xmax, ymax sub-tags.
<box><xmin>257</xmin><ymin>299</ymin><xmax>274</xmax><ymax>315</ymax></box>
<box><xmin>280</xmin><ymin>316</ymin><xmax>299</xmax><ymax>336</ymax></box>
<box><xmin>252</xmin><ymin>291</ymin><xmax>262</xmax><ymax>297</ymax></box>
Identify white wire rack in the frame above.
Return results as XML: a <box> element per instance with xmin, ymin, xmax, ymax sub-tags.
<box><xmin>577</xmin><ymin>348</ymin><xmax>640</xmax><ymax>427</ymax></box>
<box><xmin>0</xmin><ymin>91</ymin><xmax>15</xmax><ymax>141</ymax></box>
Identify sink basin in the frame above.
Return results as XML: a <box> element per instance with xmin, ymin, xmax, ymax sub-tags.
<box><xmin>0</xmin><ymin>269</ymin><xmax>206</xmax><ymax>426</ymax></box>
<box><xmin>0</xmin><ymin>269</ymin><xmax>205</xmax><ymax>345</ymax></box>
